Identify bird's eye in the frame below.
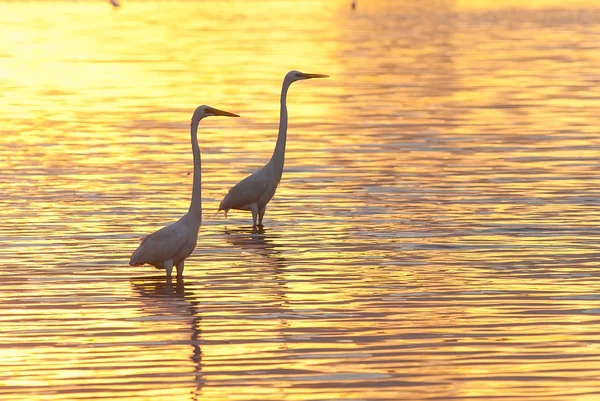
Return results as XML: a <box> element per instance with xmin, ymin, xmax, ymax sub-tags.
<box><xmin>204</xmin><ymin>108</ymin><xmax>211</xmax><ymax>114</ymax></box>
<box><xmin>295</xmin><ymin>73</ymin><xmax>302</xmax><ymax>78</ymax></box>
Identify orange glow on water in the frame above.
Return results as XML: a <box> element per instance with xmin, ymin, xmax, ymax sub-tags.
<box><xmin>2</xmin><ymin>0</ymin><xmax>600</xmax><ymax>400</ymax></box>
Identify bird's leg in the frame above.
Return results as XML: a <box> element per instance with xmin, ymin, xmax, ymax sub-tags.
<box><xmin>176</xmin><ymin>260</ymin><xmax>185</xmax><ymax>278</ymax></box>
<box><xmin>258</xmin><ymin>206</ymin><xmax>266</xmax><ymax>229</ymax></box>
<box><xmin>250</xmin><ymin>204</ymin><xmax>259</xmax><ymax>227</ymax></box>
<box><xmin>164</xmin><ymin>259</ymin><xmax>174</xmax><ymax>278</ymax></box>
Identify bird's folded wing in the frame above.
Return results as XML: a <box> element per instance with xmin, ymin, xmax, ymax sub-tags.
<box><xmin>131</xmin><ymin>222</ymin><xmax>188</xmax><ymax>264</ymax></box>
<box><xmin>220</xmin><ymin>171</ymin><xmax>269</xmax><ymax>210</ymax></box>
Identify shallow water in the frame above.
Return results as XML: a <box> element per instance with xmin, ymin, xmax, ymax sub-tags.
<box><xmin>2</xmin><ymin>0</ymin><xmax>600</xmax><ymax>400</ymax></box>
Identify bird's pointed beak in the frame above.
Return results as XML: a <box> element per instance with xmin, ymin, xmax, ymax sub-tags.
<box><xmin>211</xmin><ymin>108</ymin><xmax>240</xmax><ymax>117</ymax></box>
<box><xmin>300</xmin><ymin>73</ymin><xmax>329</xmax><ymax>79</ymax></box>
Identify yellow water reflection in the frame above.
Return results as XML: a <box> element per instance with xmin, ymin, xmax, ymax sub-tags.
<box><xmin>2</xmin><ymin>0</ymin><xmax>600</xmax><ymax>400</ymax></box>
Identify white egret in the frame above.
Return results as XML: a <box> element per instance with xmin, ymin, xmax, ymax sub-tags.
<box><xmin>218</xmin><ymin>70</ymin><xmax>328</xmax><ymax>228</ymax></box>
<box><xmin>129</xmin><ymin>105</ymin><xmax>240</xmax><ymax>278</ymax></box>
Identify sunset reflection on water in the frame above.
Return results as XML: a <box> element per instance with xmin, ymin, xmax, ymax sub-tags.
<box><xmin>1</xmin><ymin>0</ymin><xmax>600</xmax><ymax>400</ymax></box>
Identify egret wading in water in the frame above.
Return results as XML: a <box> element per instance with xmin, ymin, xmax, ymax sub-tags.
<box><xmin>218</xmin><ymin>70</ymin><xmax>328</xmax><ymax>228</ymax></box>
<box><xmin>129</xmin><ymin>105</ymin><xmax>240</xmax><ymax>278</ymax></box>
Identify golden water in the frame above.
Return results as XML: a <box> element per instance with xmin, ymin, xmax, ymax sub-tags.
<box><xmin>2</xmin><ymin>0</ymin><xmax>600</xmax><ymax>400</ymax></box>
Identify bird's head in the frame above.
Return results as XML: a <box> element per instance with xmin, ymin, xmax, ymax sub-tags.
<box><xmin>285</xmin><ymin>70</ymin><xmax>329</xmax><ymax>84</ymax></box>
<box><xmin>191</xmin><ymin>105</ymin><xmax>240</xmax><ymax>124</ymax></box>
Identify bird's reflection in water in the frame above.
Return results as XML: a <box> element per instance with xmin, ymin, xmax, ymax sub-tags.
<box><xmin>225</xmin><ymin>227</ymin><xmax>281</xmax><ymax>256</ymax></box>
<box><xmin>131</xmin><ymin>277</ymin><xmax>204</xmax><ymax>400</ymax></box>
<box><xmin>224</xmin><ymin>227</ymin><xmax>286</xmax><ymax>278</ymax></box>
<box><xmin>224</xmin><ymin>228</ymin><xmax>290</xmax><ymax>346</ymax></box>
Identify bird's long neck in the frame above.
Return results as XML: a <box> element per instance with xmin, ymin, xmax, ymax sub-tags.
<box><xmin>268</xmin><ymin>80</ymin><xmax>290</xmax><ymax>183</ymax></box>
<box><xmin>188</xmin><ymin>119</ymin><xmax>202</xmax><ymax>225</ymax></box>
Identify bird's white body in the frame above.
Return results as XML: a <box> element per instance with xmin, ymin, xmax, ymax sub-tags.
<box><xmin>219</xmin><ymin>162</ymin><xmax>279</xmax><ymax>223</ymax></box>
<box><xmin>129</xmin><ymin>105</ymin><xmax>239</xmax><ymax>278</ymax></box>
<box><xmin>129</xmin><ymin>214</ymin><xmax>199</xmax><ymax>273</ymax></box>
<box><xmin>219</xmin><ymin>70</ymin><xmax>328</xmax><ymax>227</ymax></box>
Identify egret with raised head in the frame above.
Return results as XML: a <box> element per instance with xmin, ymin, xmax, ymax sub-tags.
<box><xmin>130</xmin><ymin>105</ymin><xmax>240</xmax><ymax>278</ymax></box>
<box><xmin>218</xmin><ymin>70</ymin><xmax>328</xmax><ymax>228</ymax></box>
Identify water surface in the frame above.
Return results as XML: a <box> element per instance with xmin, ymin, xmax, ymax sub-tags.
<box><xmin>2</xmin><ymin>1</ymin><xmax>600</xmax><ymax>400</ymax></box>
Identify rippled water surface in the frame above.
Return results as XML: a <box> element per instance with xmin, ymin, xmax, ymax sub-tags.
<box><xmin>2</xmin><ymin>0</ymin><xmax>600</xmax><ymax>400</ymax></box>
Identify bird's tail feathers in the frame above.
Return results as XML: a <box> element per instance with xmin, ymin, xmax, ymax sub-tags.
<box><xmin>213</xmin><ymin>209</ymin><xmax>228</xmax><ymax>219</ymax></box>
<box><xmin>129</xmin><ymin>252</ymin><xmax>142</xmax><ymax>267</ymax></box>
